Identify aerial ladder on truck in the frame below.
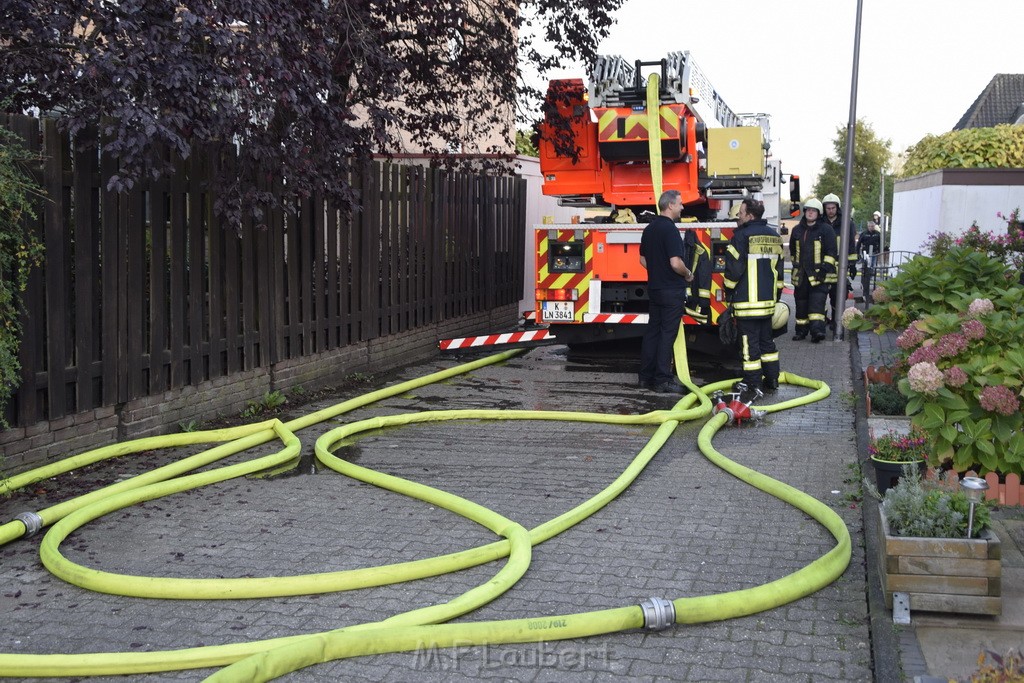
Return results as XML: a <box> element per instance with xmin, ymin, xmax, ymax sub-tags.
<box><xmin>440</xmin><ymin>52</ymin><xmax>793</xmax><ymax>354</ymax></box>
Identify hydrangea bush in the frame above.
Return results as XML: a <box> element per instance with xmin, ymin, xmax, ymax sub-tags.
<box><xmin>897</xmin><ymin>287</ymin><xmax>1024</xmax><ymax>475</ymax></box>
<box><xmin>843</xmin><ymin>241</ymin><xmax>1023</xmax><ymax>475</ymax></box>
<box><xmin>843</xmin><ymin>246</ymin><xmax>1013</xmax><ymax>333</ymax></box>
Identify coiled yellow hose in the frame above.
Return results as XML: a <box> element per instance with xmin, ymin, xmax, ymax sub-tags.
<box><xmin>0</xmin><ymin>325</ymin><xmax>848</xmax><ymax>679</ymax></box>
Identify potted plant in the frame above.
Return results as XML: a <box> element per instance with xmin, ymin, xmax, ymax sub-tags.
<box><xmin>867</xmin><ymin>382</ymin><xmax>907</xmax><ymax>417</ymax></box>
<box><xmin>870</xmin><ymin>465</ymin><xmax>1001</xmax><ymax>616</ymax></box>
<box><xmin>868</xmin><ymin>428</ymin><xmax>929</xmax><ymax>494</ymax></box>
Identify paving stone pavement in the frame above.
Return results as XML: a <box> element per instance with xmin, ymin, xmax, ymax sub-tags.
<box><xmin>1</xmin><ymin>304</ymin><xmax>873</xmax><ymax>681</ymax></box>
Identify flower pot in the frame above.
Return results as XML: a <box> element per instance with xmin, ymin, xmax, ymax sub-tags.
<box><xmin>865</xmin><ymin>365</ymin><xmax>894</xmax><ymax>385</ymax></box>
<box><xmin>870</xmin><ymin>457</ymin><xmax>926</xmax><ymax>495</ymax></box>
<box><xmin>878</xmin><ymin>508</ymin><xmax>1001</xmax><ymax>615</ymax></box>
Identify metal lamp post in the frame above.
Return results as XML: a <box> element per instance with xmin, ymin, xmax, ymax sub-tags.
<box><xmin>960</xmin><ymin>477</ymin><xmax>990</xmax><ymax>538</ymax></box>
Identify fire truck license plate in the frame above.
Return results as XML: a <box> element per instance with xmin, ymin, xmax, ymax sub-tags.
<box><xmin>541</xmin><ymin>301</ymin><xmax>574</xmax><ymax>322</ymax></box>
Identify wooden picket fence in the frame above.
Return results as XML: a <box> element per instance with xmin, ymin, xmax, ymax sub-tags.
<box><xmin>1</xmin><ymin>115</ymin><xmax>525</xmax><ymax>428</ymax></box>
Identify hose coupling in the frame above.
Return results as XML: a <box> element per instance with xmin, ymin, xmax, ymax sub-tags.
<box><xmin>640</xmin><ymin>597</ymin><xmax>676</xmax><ymax>631</ymax></box>
<box><xmin>15</xmin><ymin>511</ymin><xmax>43</xmax><ymax>537</ymax></box>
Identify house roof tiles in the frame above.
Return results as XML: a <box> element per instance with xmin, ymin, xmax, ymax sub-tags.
<box><xmin>954</xmin><ymin>74</ymin><xmax>1024</xmax><ymax>129</ymax></box>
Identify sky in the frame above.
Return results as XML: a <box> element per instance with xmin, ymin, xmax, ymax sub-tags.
<box><xmin>544</xmin><ymin>0</ymin><xmax>1024</xmax><ymax>195</ymax></box>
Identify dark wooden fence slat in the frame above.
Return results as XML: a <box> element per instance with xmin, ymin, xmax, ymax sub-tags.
<box><xmin>349</xmin><ymin>168</ymin><xmax>364</xmax><ymax>342</ymax></box>
<box><xmin>362</xmin><ymin>163</ymin><xmax>379</xmax><ymax>340</ymax></box>
<box><xmin>41</xmin><ymin>120</ymin><xmax>68</xmax><ymax>418</ymax></box>
<box><xmin>187</xmin><ymin>151</ymin><xmax>205</xmax><ymax>385</ymax></box>
<box><xmin>429</xmin><ymin>169</ymin><xmax>442</xmax><ymax>324</ymax></box>
<box><xmin>482</xmin><ymin>176</ymin><xmax>496</xmax><ymax>311</ymax></box>
<box><xmin>299</xmin><ymin>197</ymin><xmax>314</xmax><ymax>355</ymax></box>
<box><xmin>168</xmin><ymin>153</ymin><xmax>188</xmax><ymax>388</ymax></box>
<box><xmin>223</xmin><ymin>153</ymin><xmax>241</xmax><ymax>374</ymax></box>
<box><xmin>238</xmin><ymin>214</ymin><xmax>256</xmax><ymax>374</ymax></box>
<box><xmin>325</xmin><ymin>198</ymin><xmax>339</xmax><ymax>350</ymax></box>
<box><xmin>206</xmin><ymin>148</ymin><xmax>224</xmax><ymax>380</ymax></box>
<box><xmin>312</xmin><ymin>192</ymin><xmax>327</xmax><ymax>352</ymax></box>
<box><xmin>284</xmin><ymin>196</ymin><xmax>300</xmax><ymax>359</ymax></box>
<box><xmin>149</xmin><ymin>154</ymin><xmax>169</xmax><ymax>394</ymax></box>
<box><xmin>126</xmin><ymin>186</ymin><xmax>146</xmax><ymax>399</ymax></box>
<box><xmin>379</xmin><ymin>164</ymin><xmax>392</xmax><ymax>337</ymax></box>
<box><xmin>398</xmin><ymin>166</ymin><xmax>410</xmax><ymax>332</ymax></box>
<box><xmin>72</xmin><ymin>127</ymin><xmax>99</xmax><ymax>412</ymax></box>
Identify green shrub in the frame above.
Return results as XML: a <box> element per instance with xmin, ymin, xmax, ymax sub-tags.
<box><xmin>901</xmin><ymin>124</ymin><xmax>1024</xmax><ymax>177</ymax></box>
<box><xmin>844</xmin><ymin>247</ymin><xmax>1014</xmax><ymax>333</ymax></box>
<box><xmin>878</xmin><ymin>465</ymin><xmax>991</xmax><ymax>538</ymax></box>
<box><xmin>868</xmin><ymin>383</ymin><xmax>907</xmax><ymax>416</ymax></box>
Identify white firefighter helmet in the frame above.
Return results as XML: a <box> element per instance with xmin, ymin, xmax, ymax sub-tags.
<box><xmin>803</xmin><ymin>198</ymin><xmax>823</xmax><ymax>214</ymax></box>
<box><xmin>772</xmin><ymin>301</ymin><xmax>790</xmax><ymax>330</ymax></box>
<box><xmin>822</xmin><ymin>193</ymin><xmax>841</xmax><ymax>208</ymax></box>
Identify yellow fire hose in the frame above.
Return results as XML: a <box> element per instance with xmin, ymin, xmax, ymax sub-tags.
<box><xmin>0</xmin><ymin>325</ymin><xmax>848</xmax><ymax>679</ymax></box>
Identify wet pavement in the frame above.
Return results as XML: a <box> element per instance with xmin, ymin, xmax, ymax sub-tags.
<box><xmin>0</xmin><ymin>287</ymin><xmax>1010</xmax><ymax>681</ymax></box>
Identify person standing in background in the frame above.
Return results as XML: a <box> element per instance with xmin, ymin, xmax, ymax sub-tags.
<box><xmin>789</xmin><ymin>198</ymin><xmax>836</xmax><ymax>343</ymax></box>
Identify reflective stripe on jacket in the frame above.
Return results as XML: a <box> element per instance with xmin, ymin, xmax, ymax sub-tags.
<box><xmin>789</xmin><ymin>220</ymin><xmax>837</xmax><ymax>288</ymax></box>
<box><xmin>723</xmin><ymin>219</ymin><xmax>783</xmax><ymax>318</ymax></box>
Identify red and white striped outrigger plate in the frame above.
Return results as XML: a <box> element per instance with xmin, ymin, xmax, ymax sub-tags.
<box><xmin>439</xmin><ymin>329</ymin><xmax>555</xmax><ymax>350</ymax></box>
<box><xmin>583</xmin><ymin>313</ymin><xmax>647</xmax><ymax>324</ymax></box>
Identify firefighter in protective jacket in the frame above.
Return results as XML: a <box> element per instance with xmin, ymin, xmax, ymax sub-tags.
<box><xmin>723</xmin><ymin>198</ymin><xmax>784</xmax><ymax>393</ymax></box>
<box><xmin>789</xmin><ymin>198</ymin><xmax>837</xmax><ymax>342</ymax></box>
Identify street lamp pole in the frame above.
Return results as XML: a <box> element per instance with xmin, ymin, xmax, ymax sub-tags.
<box><xmin>835</xmin><ymin>0</ymin><xmax>865</xmax><ymax>342</ymax></box>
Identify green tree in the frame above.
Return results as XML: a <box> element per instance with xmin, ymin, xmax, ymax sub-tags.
<box><xmin>814</xmin><ymin>119</ymin><xmax>894</xmax><ymax>227</ymax></box>
<box><xmin>515</xmin><ymin>129</ymin><xmax>539</xmax><ymax>157</ymax></box>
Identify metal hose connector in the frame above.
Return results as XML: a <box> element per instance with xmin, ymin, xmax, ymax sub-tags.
<box><xmin>640</xmin><ymin>597</ymin><xmax>676</xmax><ymax>631</ymax></box>
<box><xmin>15</xmin><ymin>512</ymin><xmax>43</xmax><ymax>538</ymax></box>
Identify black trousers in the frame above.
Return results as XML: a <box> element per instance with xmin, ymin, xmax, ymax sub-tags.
<box><xmin>737</xmin><ymin>316</ymin><xmax>778</xmax><ymax>389</ymax></box>
<box><xmin>794</xmin><ymin>279</ymin><xmax>828</xmax><ymax>338</ymax></box>
<box><xmin>640</xmin><ymin>288</ymin><xmax>686</xmax><ymax>385</ymax></box>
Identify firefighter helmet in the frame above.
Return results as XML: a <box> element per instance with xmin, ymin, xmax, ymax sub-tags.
<box><xmin>822</xmin><ymin>193</ymin><xmax>841</xmax><ymax>208</ymax></box>
<box><xmin>803</xmin><ymin>198</ymin><xmax>823</xmax><ymax>214</ymax></box>
<box><xmin>772</xmin><ymin>301</ymin><xmax>790</xmax><ymax>331</ymax></box>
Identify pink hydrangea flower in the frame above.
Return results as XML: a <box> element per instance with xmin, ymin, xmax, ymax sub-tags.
<box><xmin>935</xmin><ymin>333</ymin><xmax>969</xmax><ymax>358</ymax></box>
<box><xmin>944</xmin><ymin>366</ymin><xmax>969</xmax><ymax>388</ymax></box>
<box><xmin>907</xmin><ymin>344</ymin><xmax>941</xmax><ymax>365</ymax></box>
<box><xmin>897</xmin><ymin>326</ymin><xmax>926</xmax><ymax>350</ymax></box>
<box><xmin>960</xmin><ymin>319</ymin><xmax>986</xmax><ymax>340</ymax></box>
<box><xmin>978</xmin><ymin>385</ymin><xmax>1021</xmax><ymax>416</ymax></box>
<box><xmin>967</xmin><ymin>298</ymin><xmax>994</xmax><ymax>317</ymax></box>
<box><xmin>907</xmin><ymin>362</ymin><xmax>945</xmax><ymax>395</ymax></box>
<box><xmin>872</xmin><ymin>286</ymin><xmax>888</xmax><ymax>303</ymax></box>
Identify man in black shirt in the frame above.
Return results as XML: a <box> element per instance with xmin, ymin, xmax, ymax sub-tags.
<box><xmin>639</xmin><ymin>190</ymin><xmax>694</xmax><ymax>393</ymax></box>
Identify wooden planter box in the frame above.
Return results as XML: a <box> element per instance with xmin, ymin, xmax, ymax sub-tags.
<box><xmin>878</xmin><ymin>508</ymin><xmax>1001</xmax><ymax>615</ymax></box>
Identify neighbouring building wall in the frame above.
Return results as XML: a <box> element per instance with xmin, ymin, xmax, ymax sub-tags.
<box><xmin>891</xmin><ymin>168</ymin><xmax>1024</xmax><ymax>254</ymax></box>
<box><xmin>515</xmin><ymin>155</ymin><xmax>583</xmax><ymax>312</ymax></box>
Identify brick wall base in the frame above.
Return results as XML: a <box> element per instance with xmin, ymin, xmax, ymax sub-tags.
<box><xmin>0</xmin><ymin>306</ymin><xmax>517</xmax><ymax>476</ymax></box>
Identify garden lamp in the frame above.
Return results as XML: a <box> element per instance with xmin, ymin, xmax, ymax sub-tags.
<box><xmin>960</xmin><ymin>477</ymin><xmax>989</xmax><ymax>538</ymax></box>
